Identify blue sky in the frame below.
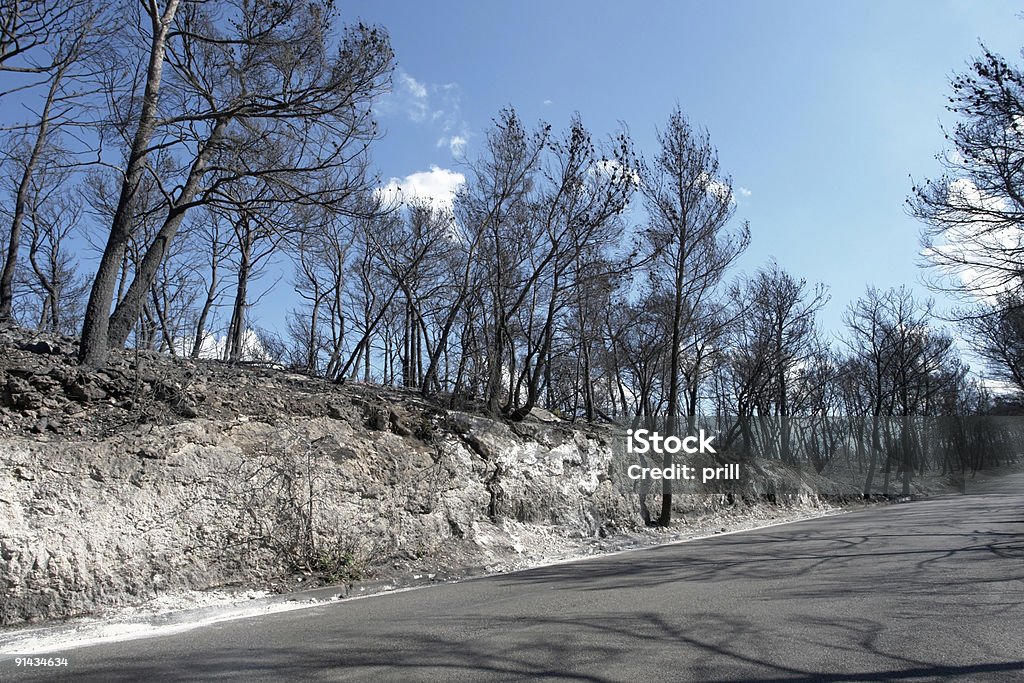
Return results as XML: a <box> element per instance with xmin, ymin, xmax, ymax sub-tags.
<box><xmin>342</xmin><ymin>0</ymin><xmax>1024</xmax><ymax>341</ymax></box>
<box><xmin>2</xmin><ymin>1</ymin><xmax>1022</xmax><ymax>353</ymax></box>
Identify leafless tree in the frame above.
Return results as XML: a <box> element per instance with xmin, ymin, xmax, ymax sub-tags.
<box><xmin>0</xmin><ymin>2</ymin><xmax>103</xmax><ymax>321</ymax></box>
<box><xmin>454</xmin><ymin>109</ymin><xmax>549</xmax><ymax>413</ymax></box>
<box><xmin>495</xmin><ymin>119</ymin><xmax>635</xmax><ymax>419</ymax></box>
<box><xmin>76</xmin><ymin>0</ymin><xmax>182</xmax><ymax>364</ymax></box>
<box><xmin>21</xmin><ymin>183</ymin><xmax>88</xmax><ymax>333</ymax></box>
<box><xmin>908</xmin><ymin>45</ymin><xmax>1024</xmax><ymax>395</ymax></box>
<box><xmin>910</xmin><ymin>45</ymin><xmax>1024</xmax><ymax>301</ymax></box>
<box><xmin>187</xmin><ymin>206</ymin><xmax>231</xmax><ymax>358</ymax></box>
<box><xmin>960</xmin><ymin>290</ymin><xmax>1024</xmax><ymax>394</ymax></box>
<box><xmin>843</xmin><ymin>287</ymin><xmax>960</xmax><ymax>495</ymax></box>
<box><xmin>287</xmin><ymin>218</ymin><xmax>353</xmax><ymax>374</ymax></box>
<box><xmin>330</xmin><ymin>207</ymin><xmax>440</xmax><ymax>384</ymax></box>
<box><xmin>79</xmin><ymin>0</ymin><xmax>393</xmax><ymax>366</ymax></box>
<box><xmin>0</xmin><ymin>0</ymin><xmax>76</xmax><ymax>79</ymax></box>
<box><xmin>215</xmin><ymin>183</ymin><xmax>299</xmax><ymax>363</ymax></box>
<box><xmin>638</xmin><ymin>106</ymin><xmax>749</xmax><ymax>526</ymax></box>
<box><xmin>723</xmin><ymin>263</ymin><xmax>829</xmax><ymax>461</ymax></box>
<box><xmin>453</xmin><ymin>110</ymin><xmax>636</xmax><ymax>418</ymax></box>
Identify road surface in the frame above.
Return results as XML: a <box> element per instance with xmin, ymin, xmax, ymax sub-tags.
<box><xmin>5</xmin><ymin>476</ymin><xmax>1023</xmax><ymax>681</ymax></box>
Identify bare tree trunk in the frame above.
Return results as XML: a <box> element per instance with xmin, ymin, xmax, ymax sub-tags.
<box><xmin>0</xmin><ymin>63</ymin><xmax>64</xmax><ymax>321</ymax></box>
<box><xmin>79</xmin><ymin>0</ymin><xmax>180</xmax><ymax>366</ymax></box>
<box><xmin>150</xmin><ymin>282</ymin><xmax>175</xmax><ymax>355</ymax></box>
<box><xmin>901</xmin><ymin>416</ymin><xmax>914</xmax><ymax>497</ymax></box>
<box><xmin>27</xmin><ymin>234</ymin><xmax>57</xmax><ymax>330</ymax></box>
<box><xmin>107</xmin><ymin>118</ymin><xmax>228</xmax><ymax>348</ymax></box>
<box><xmin>306</xmin><ymin>294</ymin><xmax>321</xmax><ymax>372</ymax></box>
<box><xmin>226</xmin><ymin>242</ymin><xmax>251</xmax><ymax>363</ymax></box>
<box><xmin>658</xmin><ymin>249</ymin><xmax>686</xmax><ymax>528</ymax></box>
<box><xmin>191</xmin><ymin>248</ymin><xmax>220</xmax><ymax>359</ymax></box>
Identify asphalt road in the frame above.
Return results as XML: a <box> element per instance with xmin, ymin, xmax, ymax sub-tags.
<box><xmin>6</xmin><ymin>476</ymin><xmax>1024</xmax><ymax>682</ymax></box>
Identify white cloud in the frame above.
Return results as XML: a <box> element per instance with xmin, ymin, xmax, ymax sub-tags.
<box><xmin>448</xmin><ymin>135</ymin><xmax>467</xmax><ymax>155</ymax></box>
<box><xmin>399</xmin><ymin>72</ymin><xmax>427</xmax><ymax>100</ymax></box>
<box><xmin>922</xmin><ymin>177</ymin><xmax>1021</xmax><ymax>301</ymax></box>
<box><xmin>738</xmin><ymin>186</ymin><xmax>752</xmax><ymax>198</ymax></box>
<box><xmin>706</xmin><ymin>178</ymin><xmax>733</xmax><ymax>203</ymax></box>
<box><xmin>378</xmin><ymin>70</ymin><xmax>471</xmax><ymax>158</ymax></box>
<box><xmin>376</xmin><ymin>69</ymin><xmax>429</xmax><ymax>122</ymax></box>
<box><xmin>173</xmin><ymin>330</ymin><xmax>273</xmax><ymax>363</ymax></box>
<box><xmin>694</xmin><ymin>172</ymin><xmax>738</xmax><ymax>204</ymax></box>
<box><xmin>399</xmin><ymin>72</ymin><xmax>428</xmax><ymax>121</ymax></box>
<box><xmin>378</xmin><ymin>166</ymin><xmax>466</xmax><ymax>210</ymax></box>
<box><xmin>543</xmin><ymin>99</ymin><xmax>553</xmax><ymax>106</ymax></box>
<box><xmin>437</xmin><ymin>134</ymin><xmax>468</xmax><ymax>156</ymax></box>
<box><xmin>591</xmin><ymin>158</ymin><xmax>640</xmax><ymax>186</ymax></box>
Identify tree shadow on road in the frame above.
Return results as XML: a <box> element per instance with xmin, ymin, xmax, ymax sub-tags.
<box><xmin>43</xmin><ymin>609</ymin><xmax>1024</xmax><ymax>682</ymax></box>
<box><xmin>31</xmin><ymin>492</ymin><xmax>1024</xmax><ymax>682</ymax></box>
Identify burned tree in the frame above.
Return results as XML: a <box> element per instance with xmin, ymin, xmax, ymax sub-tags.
<box><xmin>79</xmin><ymin>0</ymin><xmax>392</xmax><ymax>366</ymax></box>
<box><xmin>638</xmin><ymin>107</ymin><xmax>749</xmax><ymax>526</ymax></box>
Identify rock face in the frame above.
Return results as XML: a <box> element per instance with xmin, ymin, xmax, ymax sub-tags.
<box><xmin>0</xmin><ymin>326</ymin><xmax>860</xmax><ymax>626</ymax></box>
<box><xmin>0</xmin><ymin>354</ymin><xmax>639</xmax><ymax>625</ymax></box>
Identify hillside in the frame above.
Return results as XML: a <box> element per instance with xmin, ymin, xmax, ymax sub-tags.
<box><xmin>1</xmin><ymin>324</ymin><xmax>871</xmax><ymax>627</ymax></box>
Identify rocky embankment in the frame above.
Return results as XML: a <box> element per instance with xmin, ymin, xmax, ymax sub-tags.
<box><xmin>0</xmin><ymin>326</ymin><xmax>859</xmax><ymax>626</ymax></box>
